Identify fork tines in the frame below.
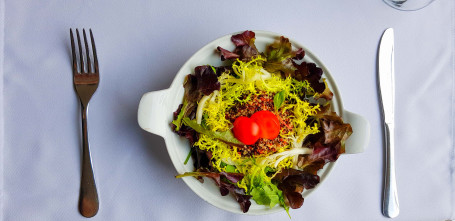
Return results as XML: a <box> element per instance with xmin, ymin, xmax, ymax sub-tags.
<box><xmin>70</xmin><ymin>28</ymin><xmax>98</xmax><ymax>75</ymax></box>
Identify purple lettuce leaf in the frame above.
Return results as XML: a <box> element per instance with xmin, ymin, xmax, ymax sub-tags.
<box><xmin>175</xmin><ymin>171</ymin><xmax>243</xmax><ymax>186</ymax></box>
<box><xmin>263</xmin><ymin>36</ymin><xmax>305</xmax><ymax>76</ymax></box>
<box><xmin>213</xmin><ymin>66</ymin><xmax>232</xmax><ymax>77</ymax></box>
<box><xmin>232</xmin><ymin>190</ymin><xmax>252</xmax><ymax>213</ymax></box>
<box><xmin>176</xmin><ymin>171</ymin><xmax>252</xmax><ymax>212</ymax></box>
<box><xmin>320</xmin><ymin>112</ymin><xmax>353</xmax><ymax>145</ymax></box>
<box><xmin>194</xmin><ymin>65</ymin><xmax>221</xmax><ymax>96</ymax></box>
<box><xmin>192</xmin><ymin>147</ymin><xmax>211</xmax><ymax>172</ymax></box>
<box><xmin>298</xmin><ymin>112</ymin><xmax>353</xmax><ymax>174</ymax></box>
<box><xmin>217</xmin><ymin>46</ymin><xmax>240</xmax><ymax>61</ymax></box>
<box><xmin>171</xmin><ymin>65</ymin><xmax>220</xmax><ymax>131</ymax></box>
<box><xmin>293</xmin><ymin>61</ymin><xmax>327</xmax><ymax>94</ymax></box>
<box><xmin>297</xmin><ymin>157</ymin><xmax>325</xmax><ymax>176</ymax></box>
<box><xmin>217</xmin><ymin>30</ymin><xmax>259</xmax><ymax>61</ymax></box>
<box><xmin>231</xmin><ymin>30</ymin><xmax>256</xmax><ymax>47</ymax></box>
<box><xmin>172</xmin><ymin>124</ymin><xmax>198</xmax><ymax>146</ymax></box>
<box><xmin>273</xmin><ymin>168</ymin><xmax>320</xmax><ymax>209</ymax></box>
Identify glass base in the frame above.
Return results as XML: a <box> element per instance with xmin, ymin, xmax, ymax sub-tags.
<box><xmin>383</xmin><ymin>0</ymin><xmax>436</xmax><ymax>11</ymax></box>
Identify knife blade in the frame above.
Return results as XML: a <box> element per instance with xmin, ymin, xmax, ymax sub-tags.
<box><xmin>378</xmin><ymin>28</ymin><xmax>399</xmax><ymax>218</ymax></box>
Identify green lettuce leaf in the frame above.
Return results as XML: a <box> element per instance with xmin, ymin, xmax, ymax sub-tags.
<box><xmin>273</xmin><ymin>91</ymin><xmax>286</xmax><ymax>110</ymax></box>
<box><xmin>183</xmin><ymin>117</ymin><xmax>243</xmax><ymax>146</ymax></box>
<box><xmin>250</xmin><ymin>184</ymin><xmax>281</xmax><ymax>208</ymax></box>
<box><xmin>171</xmin><ymin>100</ymin><xmax>188</xmax><ymax>131</ymax></box>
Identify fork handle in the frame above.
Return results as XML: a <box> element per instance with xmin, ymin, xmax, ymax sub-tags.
<box><xmin>79</xmin><ymin>105</ymin><xmax>99</xmax><ymax>218</ymax></box>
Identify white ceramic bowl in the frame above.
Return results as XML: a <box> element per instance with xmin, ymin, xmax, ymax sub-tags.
<box><xmin>138</xmin><ymin>30</ymin><xmax>370</xmax><ymax>215</ymax></box>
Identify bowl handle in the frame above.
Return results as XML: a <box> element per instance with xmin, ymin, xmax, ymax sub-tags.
<box><xmin>138</xmin><ymin>88</ymin><xmax>171</xmax><ymax>137</ymax></box>
<box><xmin>342</xmin><ymin>110</ymin><xmax>370</xmax><ymax>154</ymax></box>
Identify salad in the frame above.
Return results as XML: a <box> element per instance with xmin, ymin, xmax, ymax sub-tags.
<box><xmin>171</xmin><ymin>31</ymin><xmax>352</xmax><ymax>215</ymax></box>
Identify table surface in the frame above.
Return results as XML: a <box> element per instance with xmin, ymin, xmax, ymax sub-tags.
<box><xmin>1</xmin><ymin>0</ymin><xmax>454</xmax><ymax>220</ymax></box>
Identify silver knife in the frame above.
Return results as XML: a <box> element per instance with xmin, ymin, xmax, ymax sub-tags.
<box><xmin>378</xmin><ymin>28</ymin><xmax>399</xmax><ymax>218</ymax></box>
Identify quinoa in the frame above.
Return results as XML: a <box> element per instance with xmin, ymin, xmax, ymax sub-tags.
<box><xmin>225</xmin><ymin>93</ymin><xmax>292</xmax><ymax>157</ymax></box>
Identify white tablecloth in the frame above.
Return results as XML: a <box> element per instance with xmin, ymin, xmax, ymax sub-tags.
<box><xmin>1</xmin><ymin>0</ymin><xmax>454</xmax><ymax>220</ymax></box>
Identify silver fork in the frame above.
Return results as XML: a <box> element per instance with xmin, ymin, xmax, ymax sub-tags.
<box><xmin>70</xmin><ymin>28</ymin><xmax>99</xmax><ymax>218</ymax></box>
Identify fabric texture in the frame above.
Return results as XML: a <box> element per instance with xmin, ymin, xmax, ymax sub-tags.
<box><xmin>451</xmin><ymin>0</ymin><xmax>455</xmax><ymax>218</ymax></box>
<box><xmin>1</xmin><ymin>0</ymin><xmax>454</xmax><ymax>220</ymax></box>
<box><xmin>0</xmin><ymin>0</ymin><xmax>5</xmax><ymax>220</ymax></box>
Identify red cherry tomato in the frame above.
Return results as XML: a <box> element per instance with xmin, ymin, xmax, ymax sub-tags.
<box><xmin>251</xmin><ymin>111</ymin><xmax>281</xmax><ymax>140</ymax></box>
<box><xmin>233</xmin><ymin>117</ymin><xmax>260</xmax><ymax>145</ymax></box>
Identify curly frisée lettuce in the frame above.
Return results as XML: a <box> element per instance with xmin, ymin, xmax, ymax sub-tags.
<box><xmin>171</xmin><ymin>31</ymin><xmax>352</xmax><ymax>215</ymax></box>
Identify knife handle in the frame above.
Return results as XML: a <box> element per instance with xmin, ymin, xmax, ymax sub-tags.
<box><xmin>382</xmin><ymin>123</ymin><xmax>399</xmax><ymax>218</ymax></box>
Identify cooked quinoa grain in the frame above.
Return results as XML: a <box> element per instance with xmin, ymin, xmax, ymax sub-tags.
<box><xmin>226</xmin><ymin>93</ymin><xmax>292</xmax><ymax>156</ymax></box>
